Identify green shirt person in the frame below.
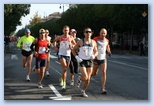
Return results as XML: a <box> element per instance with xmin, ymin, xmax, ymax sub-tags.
<box><xmin>17</xmin><ymin>28</ymin><xmax>35</xmax><ymax>81</ymax></box>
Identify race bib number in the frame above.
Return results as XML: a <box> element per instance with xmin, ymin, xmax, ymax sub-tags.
<box><xmin>98</xmin><ymin>46</ymin><xmax>104</xmax><ymax>54</ymax></box>
<box><xmin>23</xmin><ymin>43</ymin><xmax>31</xmax><ymax>51</ymax></box>
<box><xmin>83</xmin><ymin>46</ymin><xmax>93</xmax><ymax>56</ymax></box>
<box><xmin>60</xmin><ymin>41</ymin><xmax>70</xmax><ymax>49</ymax></box>
<box><xmin>38</xmin><ymin>47</ymin><xmax>46</xmax><ymax>54</ymax></box>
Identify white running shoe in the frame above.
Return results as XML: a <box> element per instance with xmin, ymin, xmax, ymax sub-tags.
<box><xmin>46</xmin><ymin>71</ymin><xmax>50</xmax><ymax>76</ymax></box>
<box><xmin>81</xmin><ymin>90</ymin><xmax>88</xmax><ymax>98</ymax></box>
<box><xmin>70</xmin><ymin>80</ymin><xmax>74</xmax><ymax>86</ymax></box>
<box><xmin>38</xmin><ymin>83</ymin><xmax>43</xmax><ymax>89</ymax></box>
<box><xmin>26</xmin><ymin>75</ymin><xmax>30</xmax><ymax>81</ymax></box>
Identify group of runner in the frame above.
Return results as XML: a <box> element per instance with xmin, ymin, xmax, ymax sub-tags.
<box><xmin>17</xmin><ymin>28</ymin><xmax>52</xmax><ymax>89</ymax></box>
<box><xmin>17</xmin><ymin>25</ymin><xmax>112</xmax><ymax>98</ymax></box>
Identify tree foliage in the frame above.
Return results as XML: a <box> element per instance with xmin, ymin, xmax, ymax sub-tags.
<box><xmin>4</xmin><ymin>4</ymin><xmax>31</xmax><ymax>35</ymax></box>
<box><xmin>28</xmin><ymin>11</ymin><xmax>42</xmax><ymax>27</ymax></box>
<box><xmin>15</xmin><ymin>4</ymin><xmax>148</xmax><ymax>50</ymax></box>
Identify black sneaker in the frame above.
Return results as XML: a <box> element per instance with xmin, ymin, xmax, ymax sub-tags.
<box><xmin>101</xmin><ymin>89</ymin><xmax>107</xmax><ymax>94</ymax></box>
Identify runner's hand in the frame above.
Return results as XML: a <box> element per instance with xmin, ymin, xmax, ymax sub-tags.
<box><xmin>108</xmin><ymin>52</ymin><xmax>112</xmax><ymax>57</ymax></box>
<box><xmin>75</xmin><ymin>55</ymin><xmax>83</xmax><ymax>63</ymax></box>
<box><xmin>91</xmin><ymin>54</ymin><xmax>95</xmax><ymax>59</ymax></box>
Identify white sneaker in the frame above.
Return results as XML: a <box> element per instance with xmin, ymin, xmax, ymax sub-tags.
<box><xmin>46</xmin><ymin>71</ymin><xmax>50</xmax><ymax>76</ymax></box>
<box><xmin>70</xmin><ymin>80</ymin><xmax>74</xmax><ymax>86</ymax></box>
<box><xmin>26</xmin><ymin>75</ymin><xmax>30</xmax><ymax>81</ymax></box>
<box><xmin>38</xmin><ymin>83</ymin><xmax>43</xmax><ymax>89</ymax></box>
<box><xmin>81</xmin><ymin>90</ymin><xmax>88</xmax><ymax>98</ymax></box>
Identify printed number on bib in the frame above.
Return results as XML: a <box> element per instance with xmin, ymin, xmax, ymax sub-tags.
<box><xmin>38</xmin><ymin>47</ymin><xmax>46</xmax><ymax>54</ymax></box>
<box><xmin>83</xmin><ymin>46</ymin><xmax>93</xmax><ymax>56</ymax></box>
<box><xmin>23</xmin><ymin>43</ymin><xmax>31</xmax><ymax>51</ymax></box>
<box><xmin>98</xmin><ymin>46</ymin><xmax>105</xmax><ymax>54</ymax></box>
<box><xmin>60</xmin><ymin>41</ymin><xmax>70</xmax><ymax>49</ymax></box>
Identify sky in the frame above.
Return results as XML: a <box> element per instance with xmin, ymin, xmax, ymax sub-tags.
<box><xmin>16</xmin><ymin>4</ymin><xmax>69</xmax><ymax>32</ymax></box>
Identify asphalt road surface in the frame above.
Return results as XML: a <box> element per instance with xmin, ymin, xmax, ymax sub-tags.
<box><xmin>4</xmin><ymin>42</ymin><xmax>148</xmax><ymax>100</ymax></box>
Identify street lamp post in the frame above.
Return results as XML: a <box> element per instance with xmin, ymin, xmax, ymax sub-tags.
<box><xmin>59</xmin><ymin>4</ymin><xmax>64</xmax><ymax>13</ymax></box>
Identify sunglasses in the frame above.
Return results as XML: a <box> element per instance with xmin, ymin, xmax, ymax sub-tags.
<box><xmin>85</xmin><ymin>31</ymin><xmax>92</xmax><ymax>33</ymax></box>
<box><xmin>46</xmin><ymin>32</ymin><xmax>49</xmax><ymax>33</ymax></box>
<box><xmin>40</xmin><ymin>32</ymin><xmax>45</xmax><ymax>34</ymax></box>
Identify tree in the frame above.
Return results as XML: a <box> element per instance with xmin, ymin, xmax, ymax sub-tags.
<box><xmin>28</xmin><ymin>11</ymin><xmax>42</xmax><ymax>27</ymax></box>
<box><xmin>4</xmin><ymin>4</ymin><xmax>31</xmax><ymax>35</ymax></box>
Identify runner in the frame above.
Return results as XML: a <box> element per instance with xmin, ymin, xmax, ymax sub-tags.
<box><xmin>33</xmin><ymin>28</ymin><xmax>50</xmax><ymax>88</ymax></box>
<box><xmin>17</xmin><ymin>28</ymin><xmax>35</xmax><ymax>81</ymax></box>
<box><xmin>45</xmin><ymin>29</ymin><xmax>51</xmax><ymax>76</ymax></box>
<box><xmin>53</xmin><ymin>25</ymin><xmax>76</xmax><ymax>91</ymax></box>
<box><xmin>72</xmin><ymin>27</ymin><xmax>98</xmax><ymax>97</ymax></box>
<box><xmin>69</xmin><ymin>29</ymin><xmax>80</xmax><ymax>86</ymax></box>
<box><xmin>92</xmin><ymin>28</ymin><xmax>112</xmax><ymax>94</ymax></box>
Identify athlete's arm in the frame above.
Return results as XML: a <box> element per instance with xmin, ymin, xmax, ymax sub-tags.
<box><xmin>72</xmin><ymin>40</ymin><xmax>81</xmax><ymax>57</ymax></box>
<box><xmin>53</xmin><ymin>36</ymin><xmax>60</xmax><ymax>52</ymax></box>
<box><xmin>106</xmin><ymin>40</ymin><xmax>112</xmax><ymax>57</ymax></box>
<box><xmin>72</xmin><ymin>40</ymin><xmax>83</xmax><ymax>62</ymax></box>
<box><xmin>16</xmin><ymin>37</ymin><xmax>23</xmax><ymax>48</ymax></box>
<box><xmin>71</xmin><ymin>36</ymin><xmax>76</xmax><ymax>46</ymax></box>
<box><xmin>92</xmin><ymin>40</ymin><xmax>98</xmax><ymax>57</ymax></box>
<box><xmin>106</xmin><ymin>40</ymin><xmax>111</xmax><ymax>53</ymax></box>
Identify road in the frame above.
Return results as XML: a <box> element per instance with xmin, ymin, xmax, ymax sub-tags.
<box><xmin>4</xmin><ymin>42</ymin><xmax>148</xmax><ymax>100</ymax></box>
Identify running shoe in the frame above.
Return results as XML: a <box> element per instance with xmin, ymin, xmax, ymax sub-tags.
<box><xmin>46</xmin><ymin>70</ymin><xmax>50</xmax><ymax>76</ymax></box>
<box><xmin>81</xmin><ymin>90</ymin><xmax>88</xmax><ymax>98</ymax></box>
<box><xmin>70</xmin><ymin>80</ymin><xmax>74</xmax><ymax>86</ymax></box>
<box><xmin>26</xmin><ymin>75</ymin><xmax>30</xmax><ymax>82</ymax></box>
<box><xmin>38</xmin><ymin>83</ymin><xmax>43</xmax><ymax>89</ymax></box>
<box><xmin>76</xmin><ymin>76</ymin><xmax>81</xmax><ymax>88</ymax></box>
<box><xmin>61</xmin><ymin>85</ymin><xmax>66</xmax><ymax>92</ymax></box>
<box><xmin>101</xmin><ymin>88</ymin><xmax>107</xmax><ymax>94</ymax></box>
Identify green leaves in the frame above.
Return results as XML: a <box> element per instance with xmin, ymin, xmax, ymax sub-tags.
<box><xmin>4</xmin><ymin>4</ymin><xmax>31</xmax><ymax>35</ymax></box>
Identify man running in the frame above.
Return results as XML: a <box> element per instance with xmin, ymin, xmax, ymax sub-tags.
<box><xmin>45</xmin><ymin>29</ymin><xmax>51</xmax><ymax>76</ymax></box>
<box><xmin>53</xmin><ymin>25</ymin><xmax>76</xmax><ymax>91</ymax></box>
<box><xmin>69</xmin><ymin>29</ymin><xmax>80</xmax><ymax>86</ymax></box>
<box><xmin>33</xmin><ymin>28</ymin><xmax>50</xmax><ymax>88</ymax></box>
<box><xmin>17</xmin><ymin>28</ymin><xmax>35</xmax><ymax>81</ymax></box>
<box><xmin>92</xmin><ymin>28</ymin><xmax>112</xmax><ymax>94</ymax></box>
<box><xmin>72</xmin><ymin>27</ymin><xmax>98</xmax><ymax>97</ymax></box>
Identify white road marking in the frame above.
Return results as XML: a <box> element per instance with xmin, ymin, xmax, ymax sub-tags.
<box><xmin>48</xmin><ymin>84</ymin><xmax>72</xmax><ymax>100</ymax></box>
<box><xmin>108</xmin><ymin>60</ymin><xmax>148</xmax><ymax>70</ymax></box>
<box><xmin>50</xmin><ymin>55</ymin><xmax>58</xmax><ymax>59</ymax></box>
<box><xmin>49</xmin><ymin>84</ymin><xmax>62</xmax><ymax>97</ymax></box>
<box><xmin>55</xmin><ymin>61</ymin><xmax>60</xmax><ymax>64</ymax></box>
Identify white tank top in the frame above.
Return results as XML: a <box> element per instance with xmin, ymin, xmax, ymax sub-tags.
<box><xmin>97</xmin><ymin>38</ymin><xmax>108</xmax><ymax>60</ymax></box>
<box><xmin>58</xmin><ymin>35</ymin><xmax>71</xmax><ymax>56</ymax></box>
<box><xmin>46</xmin><ymin>36</ymin><xmax>51</xmax><ymax>41</ymax></box>
<box><xmin>78</xmin><ymin>39</ymin><xmax>93</xmax><ymax>60</ymax></box>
